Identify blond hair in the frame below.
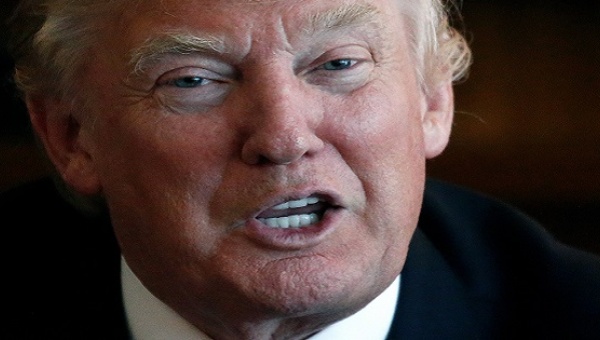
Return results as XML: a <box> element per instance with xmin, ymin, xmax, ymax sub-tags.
<box><xmin>401</xmin><ymin>0</ymin><xmax>471</xmax><ymax>95</ymax></box>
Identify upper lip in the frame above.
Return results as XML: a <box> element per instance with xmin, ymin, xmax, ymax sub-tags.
<box><xmin>269</xmin><ymin>196</ymin><xmax>321</xmax><ymax>211</ymax></box>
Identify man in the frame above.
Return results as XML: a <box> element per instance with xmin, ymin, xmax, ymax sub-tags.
<box><xmin>2</xmin><ymin>0</ymin><xmax>599</xmax><ymax>339</ymax></box>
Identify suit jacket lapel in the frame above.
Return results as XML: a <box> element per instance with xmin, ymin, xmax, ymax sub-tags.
<box><xmin>386</xmin><ymin>229</ymin><xmax>481</xmax><ymax>339</ymax></box>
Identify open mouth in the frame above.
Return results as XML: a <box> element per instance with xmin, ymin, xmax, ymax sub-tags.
<box><xmin>256</xmin><ymin>196</ymin><xmax>331</xmax><ymax>229</ymax></box>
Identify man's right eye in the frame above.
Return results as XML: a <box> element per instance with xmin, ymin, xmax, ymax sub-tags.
<box><xmin>168</xmin><ymin>76</ymin><xmax>211</xmax><ymax>88</ymax></box>
<box><xmin>153</xmin><ymin>68</ymin><xmax>231</xmax><ymax>114</ymax></box>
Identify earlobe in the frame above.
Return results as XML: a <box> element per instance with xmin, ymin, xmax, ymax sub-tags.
<box><xmin>26</xmin><ymin>95</ymin><xmax>101</xmax><ymax>195</ymax></box>
<box><xmin>422</xmin><ymin>81</ymin><xmax>454</xmax><ymax>159</ymax></box>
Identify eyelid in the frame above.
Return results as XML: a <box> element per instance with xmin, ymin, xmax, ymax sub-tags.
<box><xmin>134</xmin><ymin>51</ymin><xmax>236</xmax><ymax>84</ymax></box>
<box><xmin>156</xmin><ymin>66</ymin><xmax>226</xmax><ymax>87</ymax></box>
<box><xmin>300</xmin><ymin>44</ymin><xmax>373</xmax><ymax>73</ymax></box>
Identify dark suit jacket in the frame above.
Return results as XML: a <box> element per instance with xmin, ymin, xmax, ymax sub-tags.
<box><xmin>2</xmin><ymin>178</ymin><xmax>600</xmax><ymax>339</ymax></box>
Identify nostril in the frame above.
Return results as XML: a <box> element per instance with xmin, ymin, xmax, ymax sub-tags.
<box><xmin>241</xmin><ymin>145</ymin><xmax>298</xmax><ymax>165</ymax></box>
<box><xmin>256</xmin><ymin>154</ymin><xmax>292</xmax><ymax>165</ymax></box>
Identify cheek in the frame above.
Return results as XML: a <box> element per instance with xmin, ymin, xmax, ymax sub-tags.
<box><xmin>322</xmin><ymin>81</ymin><xmax>427</xmax><ymax>238</ymax></box>
<box><xmin>325</xmin><ymin>82</ymin><xmax>426</xmax><ymax>184</ymax></box>
<box><xmin>93</xmin><ymin>109</ymin><xmax>229</xmax><ymax>188</ymax></box>
<box><xmin>89</xmin><ymin>112</ymin><xmax>235</xmax><ymax>255</ymax></box>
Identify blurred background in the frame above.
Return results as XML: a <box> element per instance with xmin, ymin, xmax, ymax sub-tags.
<box><xmin>1</xmin><ymin>0</ymin><xmax>599</xmax><ymax>253</ymax></box>
<box><xmin>428</xmin><ymin>0</ymin><xmax>600</xmax><ymax>254</ymax></box>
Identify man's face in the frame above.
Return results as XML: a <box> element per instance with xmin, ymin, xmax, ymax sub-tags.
<box><xmin>71</xmin><ymin>0</ymin><xmax>450</xmax><ymax>332</ymax></box>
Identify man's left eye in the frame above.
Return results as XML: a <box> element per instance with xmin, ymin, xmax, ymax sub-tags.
<box><xmin>321</xmin><ymin>59</ymin><xmax>356</xmax><ymax>71</ymax></box>
<box><xmin>169</xmin><ymin>76</ymin><xmax>210</xmax><ymax>88</ymax></box>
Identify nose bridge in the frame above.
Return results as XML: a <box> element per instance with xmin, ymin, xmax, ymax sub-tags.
<box><xmin>240</xmin><ymin>64</ymin><xmax>324</xmax><ymax>165</ymax></box>
<box><xmin>260</xmin><ymin>71</ymin><xmax>303</xmax><ymax>126</ymax></box>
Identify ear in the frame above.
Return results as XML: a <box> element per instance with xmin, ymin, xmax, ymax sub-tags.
<box><xmin>422</xmin><ymin>81</ymin><xmax>454</xmax><ymax>159</ymax></box>
<box><xmin>26</xmin><ymin>95</ymin><xmax>101</xmax><ymax>195</ymax></box>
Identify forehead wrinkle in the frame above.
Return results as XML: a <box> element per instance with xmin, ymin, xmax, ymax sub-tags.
<box><xmin>304</xmin><ymin>3</ymin><xmax>383</xmax><ymax>35</ymax></box>
<box><xmin>129</xmin><ymin>32</ymin><xmax>227</xmax><ymax>75</ymax></box>
<box><xmin>126</xmin><ymin>3</ymin><xmax>385</xmax><ymax>75</ymax></box>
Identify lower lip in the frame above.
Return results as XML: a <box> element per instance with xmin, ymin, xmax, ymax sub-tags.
<box><xmin>243</xmin><ymin>209</ymin><xmax>341</xmax><ymax>250</ymax></box>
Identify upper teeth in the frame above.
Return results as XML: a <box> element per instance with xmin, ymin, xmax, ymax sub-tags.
<box><xmin>259</xmin><ymin>197</ymin><xmax>322</xmax><ymax>229</ymax></box>
<box><xmin>272</xmin><ymin>197</ymin><xmax>320</xmax><ymax>210</ymax></box>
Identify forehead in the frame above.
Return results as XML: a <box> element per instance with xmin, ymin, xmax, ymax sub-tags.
<box><xmin>114</xmin><ymin>0</ymin><xmax>401</xmax><ymax>46</ymax></box>
<box><xmin>122</xmin><ymin>0</ymin><xmax>394</xmax><ymax>18</ymax></box>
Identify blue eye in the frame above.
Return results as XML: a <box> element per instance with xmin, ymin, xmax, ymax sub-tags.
<box><xmin>322</xmin><ymin>59</ymin><xmax>355</xmax><ymax>71</ymax></box>
<box><xmin>171</xmin><ymin>76</ymin><xmax>209</xmax><ymax>88</ymax></box>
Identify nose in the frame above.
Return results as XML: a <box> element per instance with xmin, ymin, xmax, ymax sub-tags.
<box><xmin>240</xmin><ymin>73</ymin><xmax>325</xmax><ymax>165</ymax></box>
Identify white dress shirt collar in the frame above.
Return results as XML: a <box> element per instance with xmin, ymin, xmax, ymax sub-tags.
<box><xmin>122</xmin><ymin>258</ymin><xmax>400</xmax><ymax>339</ymax></box>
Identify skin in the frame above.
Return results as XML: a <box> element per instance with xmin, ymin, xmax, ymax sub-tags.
<box><xmin>28</xmin><ymin>0</ymin><xmax>454</xmax><ymax>338</ymax></box>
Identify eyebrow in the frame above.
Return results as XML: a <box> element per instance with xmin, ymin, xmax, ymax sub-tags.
<box><xmin>128</xmin><ymin>3</ymin><xmax>383</xmax><ymax>74</ymax></box>
<box><xmin>129</xmin><ymin>32</ymin><xmax>226</xmax><ymax>74</ymax></box>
